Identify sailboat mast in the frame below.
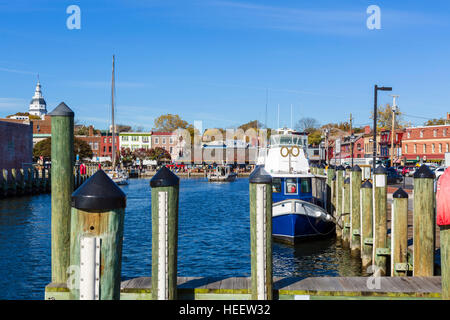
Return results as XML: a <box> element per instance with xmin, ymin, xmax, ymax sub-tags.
<box><xmin>111</xmin><ymin>54</ymin><xmax>116</xmax><ymax>169</ymax></box>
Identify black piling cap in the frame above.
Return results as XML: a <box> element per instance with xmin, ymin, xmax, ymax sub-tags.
<box><xmin>249</xmin><ymin>165</ymin><xmax>272</xmax><ymax>184</ymax></box>
<box><xmin>48</xmin><ymin>102</ymin><xmax>74</xmax><ymax>117</ymax></box>
<box><xmin>332</xmin><ymin>176</ymin><xmax>336</xmax><ymax>181</ymax></box>
<box><xmin>71</xmin><ymin>170</ymin><xmax>126</xmax><ymax>210</ymax></box>
<box><xmin>328</xmin><ymin>165</ymin><xmax>335</xmax><ymax>170</ymax></box>
<box><xmin>320</xmin><ymin>164</ymin><xmax>326</xmax><ymax>169</ymax></box>
<box><xmin>393</xmin><ymin>188</ymin><xmax>409</xmax><ymax>199</ymax></box>
<box><xmin>345</xmin><ymin>165</ymin><xmax>352</xmax><ymax>170</ymax></box>
<box><xmin>361</xmin><ymin>180</ymin><xmax>373</xmax><ymax>188</ymax></box>
<box><xmin>351</xmin><ymin>165</ymin><xmax>362</xmax><ymax>172</ymax></box>
<box><xmin>150</xmin><ymin>166</ymin><xmax>180</xmax><ymax>188</ymax></box>
<box><xmin>374</xmin><ymin>165</ymin><xmax>387</xmax><ymax>175</ymax></box>
<box><xmin>413</xmin><ymin>164</ymin><xmax>435</xmax><ymax>179</ymax></box>
<box><xmin>336</xmin><ymin>165</ymin><xmax>345</xmax><ymax>171</ymax></box>
<box><xmin>344</xmin><ymin>177</ymin><xmax>350</xmax><ymax>184</ymax></box>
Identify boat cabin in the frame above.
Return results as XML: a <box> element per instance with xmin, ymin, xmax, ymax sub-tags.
<box><xmin>271</xmin><ymin>176</ymin><xmax>312</xmax><ymax>203</ymax></box>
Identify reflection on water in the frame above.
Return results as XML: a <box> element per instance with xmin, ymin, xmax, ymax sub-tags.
<box><xmin>0</xmin><ymin>178</ymin><xmax>361</xmax><ymax>299</ymax></box>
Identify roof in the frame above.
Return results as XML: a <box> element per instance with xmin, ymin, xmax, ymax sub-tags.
<box><xmin>152</xmin><ymin>131</ymin><xmax>175</xmax><ymax>136</ymax></box>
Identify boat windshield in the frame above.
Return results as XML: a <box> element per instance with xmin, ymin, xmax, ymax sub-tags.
<box><xmin>270</xmin><ymin>134</ymin><xmax>304</xmax><ymax>147</ymax></box>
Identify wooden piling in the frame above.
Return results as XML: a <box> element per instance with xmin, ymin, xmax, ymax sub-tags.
<box><xmin>335</xmin><ymin>166</ymin><xmax>345</xmax><ymax>240</ymax></box>
<box><xmin>11</xmin><ymin>168</ymin><xmax>17</xmax><ymax>196</ymax></box>
<box><xmin>150</xmin><ymin>166</ymin><xmax>180</xmax><ymax>300</ymax></box>
<box><xmin>70</xmin><ymin>170</ymin><xmax>126</xmax><ymax>300</ymax></box>
<box><xmin>350</xmin><ymin>165</ymin><xmax>362</xmax><ymax>257</ymax></box>
<box><xmin>326</xmin><ymin>165</ymin><xmax>335</xmax><ymax>215</ymax></box>
<box><xmin>373</xmin><ymin>166</ymin><xmax>388</xmax><ymax>276</ymax></box>
<box><xmin>18</xmin><ymin>169</ymin><xmax>25</xmax><ymax>195</ymax></box>
<box><xmin>413</xmin><ymin>165</ymin><xmax>435</xmax><ymax>277</ymax></box>
<box><xmin>360</xmin><ymin>180</ymin><xmax>373</xmax><ymax>270</ymax></box>
<box><xmin>0</xmin><ymin>169</ymin><xmax>6</xmax><ymax>197</ymax></box>
<box><xmin>249</xmin><ymin>166</ymin><xmax>273</xmax><ymax>300</ymax></box>
<box><xmin>391</xmin><ymin>188</ymin><xmax>409</xmax><ymax>276</ymax></box>
<box><xmin>26</xmin><ymin>168</ymin><xmax>33</xmax><ymax>194</ymax></box>
<box><xmin>342</xmin><ymin>178</ymin><xmax>350</xmax><ymax>248</ymax></box>
<box><xmin>49</xmin><ymin>103</ymin><xmax>75</xmax><ymax>284</ymax></box>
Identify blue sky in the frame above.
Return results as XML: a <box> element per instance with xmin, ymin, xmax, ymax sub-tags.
<box><xmin>0</xmin><ymin>0</ymin><xmax>449</xmax><ymax>131</ymax></box>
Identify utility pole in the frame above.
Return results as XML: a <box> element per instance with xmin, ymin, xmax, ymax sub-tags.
<box><xmin>373</xmin><ymin>85</ymin><xmax>392</xmax><ymax>172</ymax></box>
<box><xmin>350</xmin><ymin>113</ymin><xmax>353</xmax><ymax>167</ymax></box>
<box><xmin>390</xmin><ymin>95</ymin><xmax>399</xmax><ymax>168</ymax></box>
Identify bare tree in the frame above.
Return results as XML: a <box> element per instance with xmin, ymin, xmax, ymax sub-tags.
<box><xmin>295</xmin><ymin>117</ymin><xmax>319</xmax><ymax>133</ymax></box>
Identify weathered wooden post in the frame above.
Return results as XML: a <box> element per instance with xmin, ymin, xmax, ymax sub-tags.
<box><xmin>327</xmin><ymin>165</ymin><xmax>335</xmax><ymax>215</ymax></box>
<box><xmin>335</xmin><ymin>166</ymin><xmax>345</xmax><ymax>240</ymax></box>
<box><xmin>413</xmin><ymin>165</ymin><xmax>435</xmax><ymax>276</ymax></box>
<box><xmin>3</xmin><ymin>169</ymin><xmax>9</xmax><ymax>196</ymax></box>
<box><xmin>331</xmin><ymin>175</ymin><xmax>336</xmax><ymax>216</ymax></box>
<box><xmin>50</xmin><ymin>102</ymin><xmax>74</xmax><ymax>284</ymax></box>
<box><xmin>318</xmin><ymin>164</ymin><xmax>324</xmax><ymax>176</ymax></box>
<box><xmin>69</xmin><ymin>170</ymin><xmax>126</xmax><ymax>300</ymax></box>
<box><xmin>373</xmin><ymin>166</ymin><xmax>388</xmax><ymax>276</ymax></box>
<box><xmin>249</xmin><ymin>166</ymin><xmax>273</xmax><ymax>300</ymax></box>
<box><xmin>350</xmin><ymin>165</ymin><xmax>362</xmax><ymax>257</ymax></box>
<box><xmin>360</xmin><ymin>180</ymin><xmax>373</xmax><ymax>270</ymax></box>
<box><xmin>26</xmin><ymin>167</ymin><xmax>33</xmax><ymax>194</ymax></box>
<box><xmin>11</xmin><ymin>168</ymin><xmax>18</xmax><ymax>196</ymax></box>
<box><xmin>150</xmin><ymin>166</ymin><xmax>180</xmax><ymax>300</ymax></box>
<box><xmin>0</xmin><ymin>169</ymin><xmax>6</xmax><ymax>197</ymax></box>
<box><xmin>342</xmin><ymin>177</ymin><xmax>351</xmax><ymax>248</ymax></box>
<box><xmin>18</xmin><ymin>169</ymin><xmax>25</xmax><ymax>195</ymax></box>
<box><xmin>391</xmin><ymin>188</ymin><xmax>409</xmax><ymax>276</ymax></box>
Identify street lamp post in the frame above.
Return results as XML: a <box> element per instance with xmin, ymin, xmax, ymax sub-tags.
<box><xmin>373</xmin><ymin>85</ymin><xmax>392</xmax><ymax>172</ymax></box>
<box><xmin>350</xmin><ymin>133</ymin><xmax>355</xmax><ymax>167</ymax></box>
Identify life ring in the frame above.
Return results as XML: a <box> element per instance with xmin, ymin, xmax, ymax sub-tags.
<box><xmin>280</xmin><ymin>146</ymin><xmax>290</xmax><ymax>157</ymax></box>
<box><xmin>291</xmin><ymin>146</ymin><xmax>300</xmax><ymax>157</ymax></box>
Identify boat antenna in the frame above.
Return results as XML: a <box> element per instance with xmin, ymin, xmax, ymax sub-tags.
<box><xmin>290</xmin><ymin>104</ymin><xmax>293</xmax><ymax>129</ymax></box>
<box><xmin>111</xmin><ymin>54</ymin><xmax>116</xmax><ymax>169</ymax></box>
<box><xmin>277</xmin><ymin>104</ymin><xmax>280</xmax><ymax>129</ymax></box>
<box><xmin>265</xmin><ymin>88</ymin><xmax>268</xmax><ymax>130</ymax></box>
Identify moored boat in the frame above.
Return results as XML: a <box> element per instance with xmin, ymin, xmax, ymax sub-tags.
<box><xmin>257</xmin><ymin>128</ymin><xmax>335</xmax><ymax>244</ymax></box>
<box><xmin>207</xmin><ymin>165</ymin><xmax>237</xmax><ymax>182</ymax></box>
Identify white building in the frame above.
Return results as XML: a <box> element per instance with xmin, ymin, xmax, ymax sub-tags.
<box><xmin>119</xmin><ymin>132</ymin><xmax>152</xmax><ymax>151</ymax></box>
<box><xmin>28</xmin><ymin>80</ymin><xmax>47</xmax><ymax>118</ymax></box>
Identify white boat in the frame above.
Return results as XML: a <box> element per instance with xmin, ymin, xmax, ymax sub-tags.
<box><xmin>255</xmin><ymin>127</ymin><xmax>335</xmax><ymax>244</ymax></box>
<box><xmin>207</xmin><ymin>165</ymin><xmax>237</xmax><ymax>182</ymax></box>
<box><xmin>107</xmin><ymin>170</ymin><xmax>129</xmax><ymax>185</ymax></box>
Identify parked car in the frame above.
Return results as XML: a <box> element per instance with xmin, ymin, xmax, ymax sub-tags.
<box><xmin>387</xmin><ymin>167</ymin><xmax>403</xmax><ymax>184</ymax></box>
<box><xmin>434</xmin><ymin>166</ymin><xmax>447</xmax><ymax>180</ymax></box>
<box><xmin>396</xmin><ymin>165</ymin><xmax>404</xmax><ymax>175</ymax></box>
<box><xmin>401</xmin><ymin>166</ymin><xmax>417</xmax><ymax>177</ymax></box>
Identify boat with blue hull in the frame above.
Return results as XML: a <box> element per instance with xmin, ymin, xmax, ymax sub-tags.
<box><xmin>256</xmin><ymin>128</ymin><xmax>335</xmax><ymax>244</ymax></box>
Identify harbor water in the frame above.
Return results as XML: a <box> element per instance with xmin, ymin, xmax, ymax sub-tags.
<box><xmin>0</xmin><ymin>177</ymin><xmax>361</xmax><ymax>299</ymax></box>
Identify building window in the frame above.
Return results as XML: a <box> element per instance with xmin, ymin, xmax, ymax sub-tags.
<box><xmin>132</xmin><ymin>136</ymin><xmax>139</xmax><ymax>142</ymax></box>
<box><xmin>407</xmin><ymin>131</ymin><xmax>411</xmax><ymax>138</ymax></box>
<box><xmin>414</xmin><ymin>144</ymin><xmax>417</xmax><ymax>154</ymax></box>
<box><xmin>170</xmin><ymin>147</ymin><xmax>173</xmax><ymax>153</ymax></box>
<box><xmin>169</xmin><ymin>137</ymin><xmax>173</xmax><ymax>144</ymax></box>
<box><xmin>142</xmin><ymin>136</ymin><xmax>149</xmax><ymax>143</ymax></box>
<box><xmin>405</xmin><ymin>145</ymin><xmax>408</xmax><ymax>154</ymax></box>
<box><xmin>109</xmin><ymin>138</ymin><xmax>112</xmax><ymax>143</ymax></box>
<box><xmin>444</xmin><ymin>129</ymin><xmax>447</xmax><ymax>137</ymax></box>
<box><xmin>162</xmin><ymin>138</ymin><xmax>166</xmax><ymax>144</ymax></box>
<box><xmin>122</xmin><ymin>136</ymin><xmax>128</xmax><ymax>141</ymax></box>
<box><xmin>432</xmin><ymin>144</ymin><xmax>435</xmax><ymax>153</ymax></box>
<box><xmin>420</xmin><ymin>130</ymin><xmax>424</xmax><ymax>138</ymax></box>
<box><xmin>447</xmin><ymin>144</ymin><xmax>449</xmax><ymax>152</ymax></box>
<box><xmin>423</xmin><ymin>144</ymin><xmax>426</xmax><ymax>153</ymax></box>
<box><xmin>439</xmin><ymin>144</ymin><xmax>442</xmax><ymax>153</ymax></box>
<box><xmin>109</xmin><ymin>146</ymin><xmax>112</xmax><ymax>153</ymax></box>
<box><xmin>93</xmin><ymin>142</ymin><xmax>98</xmax><ymax>150</ymax></box>
<box><xmin>103</xmin><ymin>146</ymin><xmax>106</xmax><ymax>152</ymax></box>
<box><xmin>433</xmin><ymin>130</ymin><xmax>437</xmax><ymax>137</ymax></box>
<box><xmin>154</xmin><ymin>137</ymin><xmax>159</xmax><ymax>144</ymax></box>
<box><xmin>104</xmin><ymin>138</ymin><xmax>106</xmax><ymax>143</ymax></box>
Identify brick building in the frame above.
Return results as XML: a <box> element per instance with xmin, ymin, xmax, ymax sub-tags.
<box><xmin>402</xmin><ymin>124</ymin><xmax>450</xmax><ymax>164</ymax></box>
<box><xmin>0</xmin><ymin>120</ymin><xmax>33</xmax><ymax>171</ymax></box>
<box><xmin>76</xmin><ymin>126</ymin><xmax>102</xmax><ymax>159</ymax></box>
<box><xmin>100</xmin><ymin>132</ymin><xmax>120</xmax><ymax>160</ymax></box>
<box><xmin>151</xmin><ymin>131</ymin><xmax>177</xmax><ymax>159</ymax></box>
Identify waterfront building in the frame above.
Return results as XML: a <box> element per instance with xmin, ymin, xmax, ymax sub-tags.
<box><xmin>99</xmin><ymin>131</ymin><xmax>120</xmax><ymax>161</ymax></box>
<box><xmin>119</xmin><ymin>132</ymin><xmax>152</xmax><ymax>151</ymax></box>
<box><xmin>76</xmin><ymin>126</ymin><xmax>102</xmax><ymax>159</ymax></box>
<box><xmin>28</xmin><ymin>80</ymin><xmax>47</xmax><ymax>119</ymax></box>
<box><xmin>0</xmin><ymin>120</ymin><xmax>33</xmax><ymax>171</ymax></box>
<box><xmin>402</xmin><ymin>123</ymin><xmax>450</xmax><ymax>165</ymax></box>
<box><xmin>151</xmin><ymin>131</ymin><xmax>177</xmax><ymax>159</ymax></box>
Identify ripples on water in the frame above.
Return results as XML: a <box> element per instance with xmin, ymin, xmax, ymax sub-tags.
<box><xmin>0</xmin><ymin>178</ymin><xmax>361</xmax><ymax>299</ymax></box>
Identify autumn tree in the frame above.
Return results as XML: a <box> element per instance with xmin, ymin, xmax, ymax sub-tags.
<box><xmin>424</xmin><ymin>118</ymin><xmax>447</xmax><ymax>126</ymax></box>
<box><xmin>370</xmin><ymin>104</ymin><xmax>408</xmax><ymax>130</ymax></box>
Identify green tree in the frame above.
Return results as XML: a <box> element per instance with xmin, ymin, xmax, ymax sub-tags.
<box><xmin>307</xmin><ymin>129</ymin><xmax>323</xmax><ymax>146</ymax></box>
<box><xmin>33</xmin><ymin>137</ymin><xmax>93</xmax><ymax>159</ymax></box>
<box><xmin>370</xmin><ymin>104</ymin><xmax>408</xmax><ymax>130</ymax></box>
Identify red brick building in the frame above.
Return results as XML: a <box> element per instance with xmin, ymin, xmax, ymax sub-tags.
<box><xmin>151</xmin><ymin>131</ymin><xmax>177</xmax><ymax>158</ymax></box>
<box><xmin>402</xmin><ymin>124</ymin><xmax>450</xmax><ymax>164</ymax></box>
<box><xmin>100</xmin><ymin>133</ymin><xmax>120</xmax><ymax>160</ymax></box>
<box><xmin>0</xmin><ymin>120</ymin><xmax>33</xmax><ymax>171</ymax></box>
